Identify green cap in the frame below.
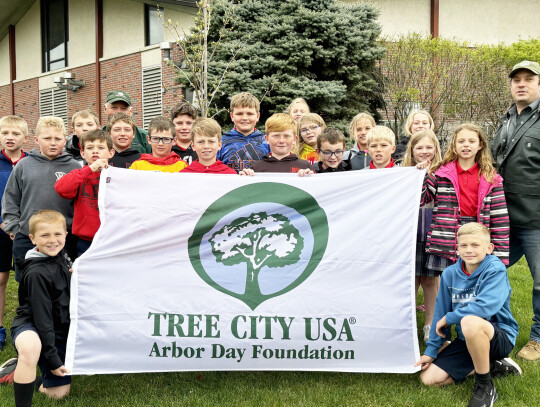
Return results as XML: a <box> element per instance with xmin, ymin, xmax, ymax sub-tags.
<box><xmin>106</xmin><ymin>90</ymin><xmax>132</xmax><ymax>106</ymax></box>
<box><xmin>509</xmin><ymin>60</ymin><xmax>540</xmax><ymax>78</ymax></box>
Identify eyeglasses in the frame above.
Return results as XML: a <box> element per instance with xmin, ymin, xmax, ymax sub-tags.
<box><xmin>299</xmin><ymin>125</ymin><xmax>320</xmax><ymax>135</ymax></box>
<box><xmin>149</xmin><ymin>136</ymin><xmax>175</xmax><ymax>144</ymax></box>
<box><xmin>320</xmin><ymin>150</ymin><xmax>345</xmax><ymax>158</ymax></box>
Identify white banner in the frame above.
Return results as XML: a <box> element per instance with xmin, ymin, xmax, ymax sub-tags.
<box><xmin>66</xmin><ymin>166</ymin><xmax>424</xmax><ymax>374</ymax></box>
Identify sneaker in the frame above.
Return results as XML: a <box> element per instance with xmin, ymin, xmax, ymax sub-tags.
<box><xmin>0</xmin><ymin>357</ymin><xmax>17</xmax><ymax>385</ymax></box>
<box><xmin>491</xmin><ymin>357</ymin><xmax>522</xmax><ymax>377</ymax></box>
<box><xmin>423</xmin><ymin>325</ymin><xmax>431</xmax><ymax>342</ymax></box>
<box><xmin>468</xmin><ymin>383</ymin><xmax>498</xmax><ymax>407</ymax></box>
<box><xmin>516</xmin><ymin>340</ymin><xmax>540</xmax><ymax>361</ymax></box>
<box><xmin>0</xmin><ymin>327</ymin><xmax>6</xmax><ymax>350</ymax></box>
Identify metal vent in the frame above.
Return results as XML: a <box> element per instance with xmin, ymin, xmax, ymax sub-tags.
<box><xmin>39</xmin><ymin>88</ymin><xmax>68</xmax><ymax>128</ymax></box>
<box><xmin>142</xmin><ymin>65</ymin><xmax>163</xmax><ymax>128</ymax></box>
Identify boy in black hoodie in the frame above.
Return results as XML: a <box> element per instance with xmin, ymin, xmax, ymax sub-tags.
<box><xmin>315</xmin><ymin>128</ymin><xmax>351</xmax><ymax>173</ymax></box>
<box><xmin>11</xmin><ymin>210</ymin><xmax>71</xmax><ymax>405</ymax></box>
<box><xmin>252</xmin><ymin>114</ymin><xmax>314</xmax><ymax>173</ymax></box>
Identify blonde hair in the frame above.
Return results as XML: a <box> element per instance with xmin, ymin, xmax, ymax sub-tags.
<box><xmin>265</xmin><ymin>113</ymin><xmax>296</xmax><ymax>134</ymax></box>
<box><xmin>402</xmin><ymin>129</ymin><xmax>442</xmax><ymax>167</ymax></box>
<box><xmin>349</xmin><ymin>112</ymin><xmax>376</xmax><ymax>144</ymax></box>
<box><xmin>230</xmin><ymin>92</ymin><xmax>260</xmax><ymax>114</ymax></box>
<box><xmin>457</xmin><ymin>222</ymin><xmax>491</xmax><ymax>242</ymax></box>
<box><xmin>191</xmin><ymin>118</ymin><xmax>222</xmax><ymax>141</ymax></box>
<box><xmin>366</xmin><ymin>126</ymin><xmax>396</xmax><ymax>146</ymax></box>
<box><xmin>29</xmin><ymin>210</ymin><xmax>67</xmax><ymax>235</ymax></box>
<box><xmin>432</xmin><ymin>123</ymin><xmax>496</xmax><ymax>182</ymax></box>
<box><xmin>294</xmin><ymin>113</ymin><xmax>326</xmax><ymax>154</ymax></box>
<box><xmin>404</xmin><ymin>109</ymin><xmax>434</xmax><ymax>138</ymax></box>
<box><xmin>35</xmin><ymin>116</ymin><xmax>66</xmax><ymax>137</ymax></box>
<box><xmin>285</xmin><ymin>98</ymin><xmax>310</xmax><ymax>114</ymax></box>
<box><xmin>0</xmin><ymin>115</ymin><xmax>29</xmax><ymax>137</ymax></box>
<box><xmin>71</xmin><ymin>110</ymin><xmax>99</xmax><ymax>128</ymax></box>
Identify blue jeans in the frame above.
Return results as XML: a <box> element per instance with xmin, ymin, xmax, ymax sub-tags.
<box><xmin>509</xmin><ymin>227</ymin><xmax>540</xmax><ymax>342</ymax></box>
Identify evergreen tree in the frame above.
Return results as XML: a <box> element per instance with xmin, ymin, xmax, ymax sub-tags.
<box><xmin>183</xmin><ymin>0</ymin><xmax>385</xmax><ymax>130</ymax></box>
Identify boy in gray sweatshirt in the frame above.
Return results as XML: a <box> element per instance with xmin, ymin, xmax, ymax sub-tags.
<box><xmin>1</xmin><ymin>117</ymin><xmax>80</xmax><ymax>281</ymax></box>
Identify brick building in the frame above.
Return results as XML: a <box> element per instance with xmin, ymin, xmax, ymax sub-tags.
<box><xmin>0</xmin><ymin>0</ymin><xmax>195</xmax><ymax>149</ymax></box>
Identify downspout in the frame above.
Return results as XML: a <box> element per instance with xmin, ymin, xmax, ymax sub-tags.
<box><xmin>95</xmin><ymin>0</ymin><xmax>103</xmax><ymax>123</ymax></box>
<box><xmin>430</xmin><ymin>0</ymin><xmax>439</xmax><ymax>38</ymax></box>
<box><xmin>8</xmin><ymin>25</ymin><xmax>16</xmax><ymax>115</ymax></box>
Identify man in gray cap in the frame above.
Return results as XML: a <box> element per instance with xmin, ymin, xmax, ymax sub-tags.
<box><xmin>104</xmin><ymin>91</ymin><xmax>151</xmax><ymax>153</ymax></box>
<box><xmin>492</xmin><ymin>60</ymin><xmax>540</xmax><ymax>361</ymax></box>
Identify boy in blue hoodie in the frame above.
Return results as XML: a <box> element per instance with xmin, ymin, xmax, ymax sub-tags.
<box><xmin>1</xmin><ymin>117</ymin><xmax>80</xmax><ymax>282</ymax></box>
<box><xmin>0</xmin><ymin>115</ymin><xmax>28</xmax><ymax>349</ymax></box>
<box><xmin>217</xmin><ymin>92</ymin><xmax>270</xmax><ymax>172</ymax></box>
<box><xmin>416</xmin><ymin>223</ymin><xmax>521</xmax><ymax>407</ymax></box>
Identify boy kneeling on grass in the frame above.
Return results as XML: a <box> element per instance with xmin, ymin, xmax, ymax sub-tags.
<box><xmin>11</xmin><ymin>210</ymin><xmax>72</xmax><ymax>405</ymax></box>
<box><xmin>416</xmin><ymin>223</ymin><xmax>521</xmax><ymax>407</ymax></box>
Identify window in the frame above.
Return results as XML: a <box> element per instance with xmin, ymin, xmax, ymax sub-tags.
<box><xmin>145</xmin><ymin>4</ymin><xmax>164</xmax><ymax>46</ymax></box>
<box><xmin>41</xmin><ymin>0</ymin><xmax>69</xmax><ymax>72</ymax></box>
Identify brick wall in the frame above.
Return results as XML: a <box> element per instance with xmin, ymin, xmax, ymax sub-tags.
<box><xmin>161</xmin><ymin>46</ymin><xmax>186</xmax><ymax>117</ymax></box>
<box><xmin>100</xmin><ymin>53</ymin><xmax>144</xmax><ymax>128</ymax></box>
<box><xmin>0</xmin><ymin>84</ymin><xmax>12</xmax><ymax>118</ymax></box>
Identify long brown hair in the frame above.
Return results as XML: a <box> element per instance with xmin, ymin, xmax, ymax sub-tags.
<box><xmin>432</xmin><ymin>123</ymin><xmax>496</xmax><ymax>182</ymax></box>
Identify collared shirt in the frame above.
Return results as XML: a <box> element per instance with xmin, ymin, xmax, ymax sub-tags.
<box><xmin>504</xmin><ymin>97</ymin><xmax>540</xmax><ymax>152</ymax></box>
<box><xmin>457</xmin><ymin>162</ymin><xmax>479</xmax><ymax>217</ymax></box>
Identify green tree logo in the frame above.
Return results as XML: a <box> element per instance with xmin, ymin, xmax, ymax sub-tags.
<box><xmin>210</xmin><ymin>212</ymin><xmax>304</xmax><ymax>299</ymax></box>
<box><xmin>189</xmin><ymin>183</ymin><xmax>328</xmax><ymax>310</ymax></box>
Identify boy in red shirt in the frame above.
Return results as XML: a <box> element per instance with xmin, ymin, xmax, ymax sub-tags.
<box><xmin>181</xmin><ymin>118</ymin><xmax>238</xmax><ymax>174</ymax></box>
<box><xmin>55</xmin><ymin>130</ymin><xmax>115</xmax><ymax>256</ymax></box>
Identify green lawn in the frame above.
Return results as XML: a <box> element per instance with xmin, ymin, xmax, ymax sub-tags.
<box><xmin>0</xmin><ymin>258</ymin><xmax>538</xmax><ymax>406</ymax></box>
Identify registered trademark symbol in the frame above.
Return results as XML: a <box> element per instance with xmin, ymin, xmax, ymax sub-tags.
<box><xmin>349</xmin><ymin>317</ymin><xmax>356</xmax><ymax>324</ymax></box>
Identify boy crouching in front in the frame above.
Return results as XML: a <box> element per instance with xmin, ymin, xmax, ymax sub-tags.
<box><xmin>416</xmin><ymin>223</ymin><xmax>521</xmax><ymax>407</ymax></box>
<box><xmin>11</xmin><ymin>210</ymin><xmax>72</xmax><ymax>405</ymax></box>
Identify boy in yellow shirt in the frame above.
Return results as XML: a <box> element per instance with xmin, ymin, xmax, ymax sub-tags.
<box><xmin>130</xmin><ymin>117</ymin><xmax>187</xmax><ymax>173</ymax></box>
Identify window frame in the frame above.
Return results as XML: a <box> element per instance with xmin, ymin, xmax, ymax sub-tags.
<box><xmin>144</xmin><ymin>4</ymin><xmax>164</xmax><ymax>47</ymax></box>
<box><xmin>41</xmin><ymin>0</ymin><xmax>69</xmax><ymax>73</ymax></box>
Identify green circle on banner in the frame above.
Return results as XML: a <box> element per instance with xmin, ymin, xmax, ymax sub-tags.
<box><xmin>188</xmin><ymin>182</ymin><xmax>329</xmax><ymax>310</ymax></box>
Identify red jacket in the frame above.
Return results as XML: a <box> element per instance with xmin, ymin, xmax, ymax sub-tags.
<box><xmin>181</xmin><ymin>160</ymin><xmax>237</xmax><ymax>174</ymax></box>
<box><xmin>55</xmin><ymin>166</ymin><xmax>100</xmax><ymax>241</ymax></box>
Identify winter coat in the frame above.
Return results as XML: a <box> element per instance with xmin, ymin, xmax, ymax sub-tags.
<box><xmin>421</xmin><ymin>161</ymin><xmax>509</xmax><ymax>264</ymax></box>
<box><xmin>492</xmin><ymin>102</ymin><xmax>540</xmax><ymax>228</ymax></box>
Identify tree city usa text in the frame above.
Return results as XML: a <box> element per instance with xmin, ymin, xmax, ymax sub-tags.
<box><xmin>147</xmin><ymin>313</ymin><xmax>356</xmax><ymax>362</ymax></box>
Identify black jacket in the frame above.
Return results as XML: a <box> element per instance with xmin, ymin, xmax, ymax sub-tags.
<box><xmin>12</xmin><ymin>252</ymin><xmax>71</xmax><ymax>370</ymax></box>
<box><xmin>109</xmin><ymin>148</ymin><xmax>141</xmax><ymax>169</ymax></box>
<box><xmin>492</xmin><ymin>102</ymin><xmax>540</xmax><ymax>228</ymax></box>
<box><xmin>315</xmin><ymin>161</ymin><xmax>351</xmax><ymax>173</ymax></box>
<box><xmin>171</xmin><ymin>144</ymin><xmax>198</xmax><ymax>165</ymax></box>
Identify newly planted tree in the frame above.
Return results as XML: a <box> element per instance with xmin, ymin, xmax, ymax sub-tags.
<box><xmin>210</xmin><ymin>212</ymin><xmax>304</xmax><ymax>300</ymax></box>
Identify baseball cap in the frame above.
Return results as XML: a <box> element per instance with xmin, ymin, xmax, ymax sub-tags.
<box><xmin>106</xmin><ymin>90</ymin><xmax>132</xmax><ymax>106</ymax></box>
<box><xmin>509</xmin><ymin>60</ymin><xmax>540</xmax><ymax>78</ymax></box>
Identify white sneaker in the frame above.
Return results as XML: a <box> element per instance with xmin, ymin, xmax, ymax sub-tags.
<box><xmin>423</xmin><ymin>325</ymin><xmax>431</xmax><ymax>342</ymax></box>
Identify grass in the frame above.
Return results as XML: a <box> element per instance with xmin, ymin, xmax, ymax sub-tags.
<box><xmin>0</xmin><ymin>258</ymin><xmax>538</xmax><ymax>406</ymax></box>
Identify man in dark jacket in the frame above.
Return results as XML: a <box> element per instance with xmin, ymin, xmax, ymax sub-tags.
<box><xmin>492</xmin><ymin>60</ymin><xmax>540</xmax><ymax>361</ymax></box>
